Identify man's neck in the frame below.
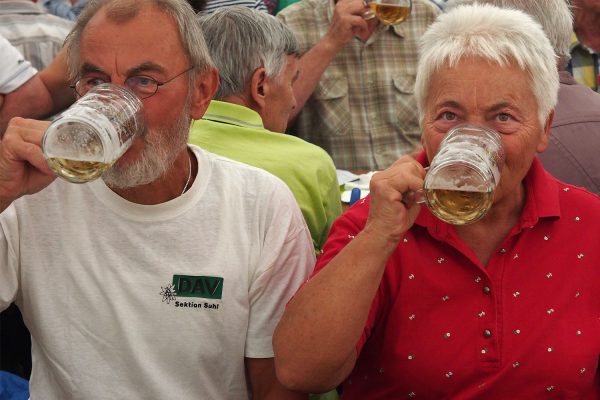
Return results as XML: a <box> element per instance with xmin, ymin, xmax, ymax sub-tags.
<box><xmin>220</xmin><ymin>94</ymin><xmax>251</xmax><ymax>109</ymax></box>
<box><xmin>575</xmin><ymin>13</ymin><xmax>600</xmax><ymax>52</ymax></box>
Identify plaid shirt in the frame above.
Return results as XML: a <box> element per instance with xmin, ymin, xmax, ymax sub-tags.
<box><xmin>567</xmin><ymin>33</ymin><xmax>599</xmax><ymax>93</ymax></box>
<box><xmin>278</xmin><ymin>0</ymin><xmax>440</xmax><ymax>171</ymax></box>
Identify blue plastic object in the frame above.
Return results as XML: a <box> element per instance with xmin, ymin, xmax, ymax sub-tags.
<box><xmin>349</xmin><ymin>187</ymin><xmax>361</xmax><ymax>206</ymax></box>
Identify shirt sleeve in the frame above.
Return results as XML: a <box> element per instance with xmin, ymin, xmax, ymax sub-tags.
<box><xmin>0</xmin><ymin>205</ymin><xmax>21</xmax><ymax>312</ymax></box>
<box><xmin>0</xmin><ymin>36</ymin><xmax>37</xmax><ymax>94</ymax></box>
<box><xmin>245</xmin><ymin>180</ymin><xmax>315</xmax><ymax>358</ymax></box>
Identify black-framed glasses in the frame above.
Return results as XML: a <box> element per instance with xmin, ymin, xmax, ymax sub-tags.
<box><xmin>71</xmin><ymin>65</ymin><xmax>195</xmax><ymax>99</ymax></box>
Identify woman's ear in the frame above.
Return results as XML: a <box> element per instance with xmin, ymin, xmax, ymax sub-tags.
<box><xmin>190</xmin><ymin>68</ymin><xmax>219</xmax><ymax>120</ymax></box>
<box><xmin>536</xmin><ymin>110</ymin><xmax>554</xmax><ymax>153</ymax></box>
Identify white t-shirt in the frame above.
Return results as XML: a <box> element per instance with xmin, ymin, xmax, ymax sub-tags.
<box><xmin>0</xmin><ymin>145</ymin><xmax>315</xmax><ymax>400</ymax></box>
<box><xmin>0</xmin><ymin>35</ymin><xmax>37</xmax><ymax>93</ymax></box>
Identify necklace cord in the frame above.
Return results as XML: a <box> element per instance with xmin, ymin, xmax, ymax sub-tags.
<box><xmin>181</xmin><ymin>150</ymin><xmax>192</xmax><ymax>195</ymax></box>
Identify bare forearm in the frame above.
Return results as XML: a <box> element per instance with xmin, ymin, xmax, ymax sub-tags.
<box><xmin>0</xmin><ymin>49</ymin><xmax>74</xmax><ymax>136</ymax></box>
<box><xmin>0</xmin><ymin>76</ymin><xmax>53</xmax><ymax>136</ymax></box>
<box><xmin>274</xmin><ymin>227</ymin><xmax>399</xmax><ymax>392</ymax></box>
<box><xmin>291</xmin><ymin>37</ymin><xmax>343</xmax><ymax>120</ymax></box>
<box><xmin>38</xmin><ymin>47</ymin><xmax>75</xmax><ymax>114</ymax></box>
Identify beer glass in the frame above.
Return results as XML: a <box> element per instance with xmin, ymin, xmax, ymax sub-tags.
<box><xmin>42</xmin><ymin>83</ymin><xmax>144</xmax><ymax>183</ymax></box>
<box><xmin>363</xmin><ymin>0</ymin><xmax>411</xmax><ymax>25</ymax></box>
<box><xmin>408</xmin><ymin>124</ymin><xmax>505</xmax><ymax>225</ymax></box>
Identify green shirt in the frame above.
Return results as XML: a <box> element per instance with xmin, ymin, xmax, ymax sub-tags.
<box><xmin>190</xmin><ymin>100</ymin><xmax>342</xmax><ymax>252</ymax></box>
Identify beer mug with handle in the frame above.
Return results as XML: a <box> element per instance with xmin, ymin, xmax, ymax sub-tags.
<box><xmin>42</xmin><ymin>83</ymin><xmax>144</xmax><ymax>183</ymax></box>
<box><xmin>407</xmin><ymin>124</ymin><xmax>505</xmax><ymax>225</ymax></box>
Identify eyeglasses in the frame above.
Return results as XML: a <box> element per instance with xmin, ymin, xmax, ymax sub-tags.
<box><xmin>71</xmin><ymin>65</ymin><xmax>195</xmax><ymax>99</ymax></box>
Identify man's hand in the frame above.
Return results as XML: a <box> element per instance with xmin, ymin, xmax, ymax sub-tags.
<box><xmin>365</xmin><ymin>156</ymin><xmax>426</xmax><ymax>243</ymax></box>
<box><xmin>0</xmin><ymin>118</ymin><xmax>56</xmax><ymax>212</ymax></box>
<box><xmin>323</xmin><ymin>0</ymin><xmax>371</xmax><ymax>49</ymax></box>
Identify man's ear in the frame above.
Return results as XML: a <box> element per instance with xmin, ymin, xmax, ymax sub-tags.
<box><xmin>536</xmin><ymin>109</ymin><xmax>554</xmax><ymax>153</ymax></box>
<box><xmin>250</xmin><ymin>67</ymin><xmax>267</xmax><ymax>111</ymax></box>
<box><xmin>190</xmin><ymin>68</ymin><xmax>219</xmax><ymax>120</ymax></box>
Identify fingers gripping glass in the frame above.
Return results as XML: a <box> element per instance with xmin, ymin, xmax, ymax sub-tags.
<box><xmin>363</xmin><ymin>0</ymin><xmax>412</xmax><ymax>25</ymax></box>
<box><xmin>72</xmin><ymin>65</ymin><xmax>195</xmax><ymax>99</ymax></box>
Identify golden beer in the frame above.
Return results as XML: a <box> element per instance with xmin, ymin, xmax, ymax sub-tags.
<box><xmin>368</xmin><ymin>3</ymin><xmax>410</xmax><ymax>25</ymax></box>
<box><xmin>42</xmin><ymin>84</ymin><xmax>143</xmax><ymax>184</ymax></box>
<box><xmin>47</xmin><ymin>158</ymin><xmax>113</xmax><ymax>183</ymax></box>
<box><xmin>424</xmin><ymin>188</ymin><xmax>493</xmax><ymax>225</ymax></box>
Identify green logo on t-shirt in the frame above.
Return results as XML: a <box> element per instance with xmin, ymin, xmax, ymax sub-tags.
<box><xmin>172</xmin><ymin>275</ymin><xmax>223</xmax><ymax>299</ymax></box>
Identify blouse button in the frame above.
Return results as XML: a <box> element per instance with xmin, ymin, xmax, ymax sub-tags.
<box><xmin>483</xmin><ymin>286</ymin><xmax>492</xmax><ymax>295</ymax></box>
<box><xmin>483</xmin><ymin>329</ymin><xmax>492</xmax><ymax>338</ymax></box>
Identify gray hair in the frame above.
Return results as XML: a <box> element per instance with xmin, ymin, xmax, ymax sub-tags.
<box><xmin>198</xmin><ymin>6</ymin><xmax>300</xmax><ymax>99</ymax></box>
<box><xmin>447</xmin><ymin>0</ymin><xmax>573</xmax><ymax>69</ymax></box>
<box><xmin>64</xmin><ymin>0</ymin><xmax>215</xmax><ymax>86</ymax></box>
<box><xmin>415</xmin><ymin>4</ymin><xmax>559</xmax><ymax>126</ymax></box>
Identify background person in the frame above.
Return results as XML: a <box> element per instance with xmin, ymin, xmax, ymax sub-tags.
<box><xmin>0</xmin><ymin>1</ymin><xmax>75</xmax><ymax>135</ymax></box>
<box><xmin>190</xmin><ymin>6</ymin><xmax>341</xmax><ymax>253</ymax></box>
<box><xmin>0</xmin><ymin>0</ymin><xmax>314</xmax><ymax>398</ymax></box>
<box><xmin>0</xmin><ymin>47</ymin><xmax>76</xmax><ymax>136</ymax></box>
<box><xmin>0</xmin><ymin>36</ymin><xmax>73</xmax><ymax>139</ymax></box>
<box><xmin>448</xmin><ymin>0</ymin><xmax>600</xmax><ymax>195</ymax></box>
<box><xmin>0</xmin><ymin>0</ymin><xmax>73</xmax><ymax>70</ymax></box>
<box><xmin>0</xmin><ymin>35</ymin><xmax>37</xmax><ymax>95</ymax></box>
<box><xmin>277</xmin><ymin>0</ymin><xmax>440</xmax><ymax>171</ymax></box>
<box><xmin>273</xmin><ymin>4</ymin><xmax>600</xmax><ymax>398</ymax></box>
<box><xmin>568</xmin><ymin>0</ymin><xmax>599</xmax><ymax>93</ymax></box>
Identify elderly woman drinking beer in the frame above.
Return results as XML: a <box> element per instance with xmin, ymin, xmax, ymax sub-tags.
<box><xmin>273</xmin><ymin>4</ymin><xmax>600</xmax><ymax>399</ymax></box>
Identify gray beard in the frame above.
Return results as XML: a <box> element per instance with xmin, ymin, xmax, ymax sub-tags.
<box><xmin>102</xmin><ymin>105</ymin><xmax>191</xmax><ymax>189</ymax></box>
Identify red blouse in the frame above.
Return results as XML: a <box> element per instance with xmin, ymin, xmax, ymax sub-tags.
<box><xmin>314</xmin><ymin>158</ymin><xmax>600</xmax><ymax>399</ymax></box>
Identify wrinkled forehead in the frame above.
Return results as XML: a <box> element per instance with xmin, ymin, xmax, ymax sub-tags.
<box><xmin>425</xmin><ymin>57</ymin><xmax>536</xmax><ymax>111</ymax></box>
<box><xmin>78</xmin><ymin>5</ymin><xmax>188</xmax><ymax>74</ymax></box>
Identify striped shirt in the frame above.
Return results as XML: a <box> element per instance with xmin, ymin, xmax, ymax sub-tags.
<box><xmin>0</xmin><ymin>1</ymin><xmax>72</xmax><ymax>70</ymax></box>
<box><xmin>201</xmin><ymin>0</ymin><xmax>268</xmax><ymax>14</ymax></box>
<box><xmin>278</xmin><ymin>0</ymin><xmax>440</xmax><ymax>171</ymax></box>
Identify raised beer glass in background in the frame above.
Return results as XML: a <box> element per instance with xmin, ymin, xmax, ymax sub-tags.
<box><xmin>42</xmin><ymin>83</ymin><xmax>144</xmax><ymax>183</ymax></box>
<box><xmin>363</xmin><ymin>0</ymin><xmax>411</xmax><ymax>25</ymax></box>
<box><xmin>405</xmin><ymin>124</ymin><xmax>505</xmax><ymax>225</ymax></box>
